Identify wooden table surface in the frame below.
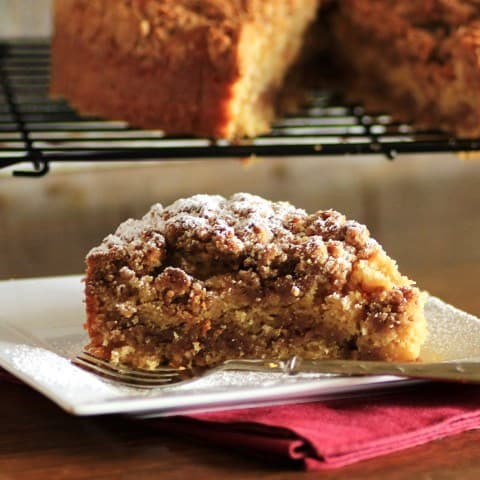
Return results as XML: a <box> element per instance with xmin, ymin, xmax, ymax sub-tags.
<box><xmin>2</xmin><ymin>263</ymin><xmax>480</xmax><ymax>480</ymax></box>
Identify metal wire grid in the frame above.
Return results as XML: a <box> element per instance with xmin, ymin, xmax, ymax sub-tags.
<box><xmin>1</xmin><ymin>41</ymin><xmax>479</xmax><ymax>177</ymax></box>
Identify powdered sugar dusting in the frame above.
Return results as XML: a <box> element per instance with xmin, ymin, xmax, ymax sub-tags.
<box><xmin>87</xmin><ymin>193</ymin><xmax>359</xmax><ymax>261</ymax></box>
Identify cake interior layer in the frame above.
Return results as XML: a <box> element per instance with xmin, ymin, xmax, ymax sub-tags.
<box><xmin>86</xmin><ymin>271</ymin><xmax>425</xmax><ymax>370</ymax></box>
<box><xmin>226</xmin><ymin>2</ymin><xmax>319</xmax><ymax>138</ymax></box>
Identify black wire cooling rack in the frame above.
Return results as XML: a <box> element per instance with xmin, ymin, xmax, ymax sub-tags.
<box><xmin>2</xmin><ymin>40</ymin><xmax>480</xmax><ymax>177</ymax></box>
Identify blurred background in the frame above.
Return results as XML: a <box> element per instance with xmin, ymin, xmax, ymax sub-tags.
<box><xmin>0</xmin><ymin>0</ymin><xmax>52</xmax><ymax>39</ymax></box>
<box><xmin>1</xmin><ymin>0</ymin><xmax>480</xmax><ymax>317</ymax></box>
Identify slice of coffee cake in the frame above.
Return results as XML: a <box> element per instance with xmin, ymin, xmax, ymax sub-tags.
<box><xmin>84</xmin><ymin>193</ymin><xmax>426</xmax><ymax>370</ymax></box>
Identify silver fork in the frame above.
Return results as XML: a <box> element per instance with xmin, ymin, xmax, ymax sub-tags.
<box><xmin>72</xmin><ymin>351</ymin><xmax>480</xmax><ymax>389</ymax></box>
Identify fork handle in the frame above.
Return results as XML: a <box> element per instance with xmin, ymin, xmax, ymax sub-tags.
<box><xmin>222</xmin><ymin>358</ymin><xmax>480</xmax><ymax>384</ymax></box>
<box><xmin>293</xmin><ymin>358</ymin><xmax>480</xmax><ymax>383</ymax></box>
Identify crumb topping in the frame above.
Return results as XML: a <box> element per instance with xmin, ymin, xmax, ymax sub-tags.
<box><xmin>87</xmin><ymin>192</ymin><xmax>383</xmax><ymax>289</ymax></box>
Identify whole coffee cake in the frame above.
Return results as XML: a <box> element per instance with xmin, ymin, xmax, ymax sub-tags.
<box><xmin>51</xmin><ymin>0</ymin><xmax>480</xmax><ymax>139</ymax></box>
<box><xmin>84</xmin><ymin>193</ymin><xmax>427</xmax><ymax>370</ymax></box>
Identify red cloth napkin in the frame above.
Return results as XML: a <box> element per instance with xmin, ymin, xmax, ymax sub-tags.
<box><xmin>155</xmin><ymin>383</ymin><xmax>480</xmax><ymax>470</ymax></box>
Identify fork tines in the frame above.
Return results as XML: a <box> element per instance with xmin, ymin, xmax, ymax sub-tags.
<box><xmin>72</xmin><ymin>351</ymin><xmax>187</xmax><ymax>388</ymax></box>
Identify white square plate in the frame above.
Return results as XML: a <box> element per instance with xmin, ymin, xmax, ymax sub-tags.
<box><xmin>1</xmin><ymin>275</ymin><xmax>480</xmax><ymax>417</ymax></box>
